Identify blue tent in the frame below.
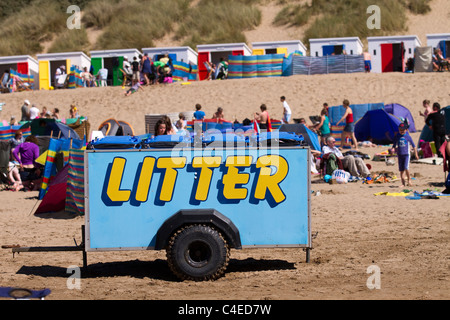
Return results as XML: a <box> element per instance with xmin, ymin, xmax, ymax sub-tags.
<box><xmin>355</xmin><ymin>109</ymin><xmax>410</xmax><ymax>145</ymax></box>
<box><xmin>384</xmin><ymin>103</ymin><xmax>416</xmax><ymax>133</ymax></box>
<box><xmin>279</xmin><ymin>124</ymin><xmax>321</xmax><ymax>151</ymax></box>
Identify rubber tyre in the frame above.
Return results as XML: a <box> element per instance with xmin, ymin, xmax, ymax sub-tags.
<box><xmin>166</xmin><ymin>224</ymin><xmax>229</xmax><ymax>281</ymax></box>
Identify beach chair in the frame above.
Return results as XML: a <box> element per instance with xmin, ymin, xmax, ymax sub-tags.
<box><xmin>203</xmin><ymin>62</ymin><xmax>215</xmax><ymax>80</ymax></box>
<box><xmin>319</xmin><ymin>152</ymin><xmax>344</xmax><ymax>177</ymax></box>
<box><xmin>55</xmin><ymin>74</ymin><xmax>67</xmax><ymax>89</ymax></box>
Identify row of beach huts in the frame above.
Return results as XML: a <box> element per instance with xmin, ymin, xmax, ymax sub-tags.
<box><xmin>1</xmin><ymin>33</ymin><xmax>449</xmax><ymax>91</ymax></box>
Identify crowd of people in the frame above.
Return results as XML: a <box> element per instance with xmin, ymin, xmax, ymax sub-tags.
<box><xmin>1</xmin><ymin>90</ymin><xmax>448</xmax><ymax>193</ymax></box>
<box><xmin>0</xmin><ymin>100</ymin><xmax>83</xmax><ymax>191</ymax></box>
<box><xmin>123</xmin><ymin>53</ymin><xmax>175</xmax><ymax>94</ymax></box>
<box><xmin>17</xmin><ymin>99</ymin><xmax>78</xmax><ymax>122</ymax></box>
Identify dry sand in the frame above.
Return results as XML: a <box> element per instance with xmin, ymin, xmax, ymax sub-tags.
<box><xmin>0</xmin><ymin>71</ymin><xmax>449</xmax><ymax>300</ymax></box>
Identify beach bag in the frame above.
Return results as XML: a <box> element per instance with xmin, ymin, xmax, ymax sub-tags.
<box><xmin>421</xmin><ymin>142</ymin><xmax>433</xmax><ymax>158</ymax></box>
<box><xmin>332</xmin><ymin>169</ymin><xmax>350</xmax><ymax>184</ymax></box>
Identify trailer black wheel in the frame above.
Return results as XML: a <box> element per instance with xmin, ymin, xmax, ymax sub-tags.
<box><xmin>166</xmin><ymin>224</ymin><xmax>229</xmax><ymax>281</ymax></box>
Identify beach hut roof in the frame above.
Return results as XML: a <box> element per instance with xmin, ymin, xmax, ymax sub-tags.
<box><xmin>0</xmin><ymin>55</ymin><xmax>38</xmax><ymax>65</ymax></box>
<box><xmin>142</xmin><ymin>46</ymin><xmax>197</xmax><ymax>55</ymax></box>
<box><xmin>367</xmin><ymin>35</ymin><xmax>422</xmax><ymax>46</ymax></box>
<box><xmin>309</xmin><ymin>37</ymin><xmax>363</xmax><ymax>47</ymax></box>
<box><xmin>89</xmin><ymin>49</ymin><xmax>142</xmax><ymax>58</ymax></box>
<box><xmin>37</xmin><ymin>51</ymin><xmax>90</xmax><ymax>61</ymax></box>
<box><xmin>197</xmin><ymin>43</ymin><xmax>251</xmax><ymax>53</ymax></box>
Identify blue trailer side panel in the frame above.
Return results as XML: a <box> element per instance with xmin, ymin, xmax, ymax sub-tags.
<box><xmin>85</xmin><ymin>147</ymin><xmax>310</xmax><ymax>250</ymax></box>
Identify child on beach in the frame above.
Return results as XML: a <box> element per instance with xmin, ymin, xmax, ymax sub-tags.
<box><xmin>390</xmin><ymin>122</ymin><xmax>419</xmax><ymax>187</ymax></box>
<box><xmin>125</xmin><ymin>81</ymin><xmax>143</xmax><ymax>96</ymax></box>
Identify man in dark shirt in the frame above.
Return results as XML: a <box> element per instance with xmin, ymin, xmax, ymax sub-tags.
<box><xmin>131</xmin><ymin>57</ymin><xmax>140</xmax><ymax>85</ymax></box>
<box><xmin>426</xmin><ymin>102</ymin><xmax>447</xmax><ymax>157</ymax></box>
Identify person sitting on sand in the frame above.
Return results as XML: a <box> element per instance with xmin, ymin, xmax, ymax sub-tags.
<box><xmin>154</xmin><ymin>119</ymin><xmax>168</xmax><ymax>137</ymax></box>
<box><xmin>9</xmin><ymin>130</ymin><xmax>24</xmax><ymax>152</ymax></box>
<box><xmin>52</xmin><ymin>108</ymin><xmax>60</xmax><ymax>120</ymax></box>
<box><xmin>193</xmin><ymin>104</ymin><xmax>205</xmax><ymax>120</ymax></box>
<box><xmin>12</xmin><ymin>135</ymin><xmax>42</xmax><ymax>191</ymax></box>
<box><xmin>69</xmin><ymin>104</ymin><xmax>79</xmax><ymax>118</ymax></box>
<box><xmin>7</xmin><ymin>163</ymin><xmax>23</xmax><ymax>191</ymax></box>
<box><xmin>212</xmin><ymin>107</ymin><xmax>224</xmax><ymax>121</ymax></box>
<box><xmin>322</xmin><ymin>136</ymin><xmax>371</xmax><ymax>179</ymax></box>
<box><xmin>390</xmin><ymin>123</ymin><xmax>418</xmax><ymax>187</ymax></box>
<box><xmin>175</xmin><ymin>113</ymin><xmax>187</xmax><ymax>130</ymax></box>
<box><xmin>162</xmin><ymin>115</ymin><xmax>177</xmax><ymax>135</ymax></box>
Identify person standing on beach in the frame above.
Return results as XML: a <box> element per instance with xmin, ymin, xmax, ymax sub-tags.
<box><xmin>21</xmin><ymin>100</ymin><xmax>31</xmax><ymax>121</ymax></box>
<box><xmin>336</xmin><ymin>99</ymin><xmax>358</xmax><ymax>150</ymax></box>
<box><xmin>315</xmin><ymin>108</ymin><xmax>331</xmax><ymax>146</ymax></box>
<box><xmin>390</xmin><ymin>123</ymin><xmax>418</xmax><ymax>187</ymax></box>
<box><xmin>280</xmin><ymin>96</ymin><xmax>291</xmax><ymax>124</ymax></box>
<box><xmin>419</xmin><ymin>99</ymin><xmax>432</xmax><ymax>122</ymax></box>
<box><xmin>426</xmin><ymin>102</ymin><xmax>447</xmax><ymax>157</ymax></box>
<box><xmin>131</xmin><ymin>57</ymin><xmax>140</xmax><ymax>85</ymax></box>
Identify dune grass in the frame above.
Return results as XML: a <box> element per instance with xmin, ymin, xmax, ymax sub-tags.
<box><xmin>176</xmin><ymin>0</ymin><xmax>262</xmax><ymax>48</ymax></box>
<box><xmin>84</xmin><ymin>0</ymin><xmax>190</xmax><ymax>50</ymax></box>
<box><xmin>0</xmin><ymin>0</ymin><xmax>434</xmax><ymax>56</ymax></box>
<box><xmin>0</xmin><ymin>0</ymin><xmax>69</xmax><ymax>56</ymax></box>
<box><xmin>48</xmin><ymin>28</ymin><xmax>90</xmax><ymax>54</ymax></box>
<box><xmin>407</xmin><ymin>0</ymin><xmax>432</xmax><ymax>14</ymax></box>
<box><xmin>274</xmin><ymin>0</ymin><xmax>433</xmax><ymax>45</ymax></box>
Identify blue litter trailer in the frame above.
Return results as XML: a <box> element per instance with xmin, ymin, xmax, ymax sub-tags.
<box><xmin>9</xmin><ymin>136</ymin><xmax>312</xmax><ymax>281</ymax></box>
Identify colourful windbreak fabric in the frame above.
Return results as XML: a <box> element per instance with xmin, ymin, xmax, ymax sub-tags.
<box><xmin>228</xmin><ymin>54</ymin><xmax>285</xmax><ymax>79</ymax></box>
<box><xmin>65</xmin><ymin>148</ymin><xmax>85</xmax><ymax>215</ymax></box>
<box><xmin>0</xmin><ymin>125</ymin><xmax>31</xmax><ymax>141</ymax></box>
<box><xmin>38</xmin><ymin>138</ymin><xmax>85</xmax><ymax>200</ymax></box>
<box><xmin>172</xmin><ymin>61</ymin><xmax>198</xmax><ymax>82</ymax></box>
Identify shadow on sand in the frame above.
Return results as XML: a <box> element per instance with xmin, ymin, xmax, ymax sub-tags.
<box><xmin>16</xmin><ymin>257</ymin><xmax>296</xmax><ymax>282</ymax></box>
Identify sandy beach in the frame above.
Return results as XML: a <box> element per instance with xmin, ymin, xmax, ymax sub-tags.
<box><xmin>0</xmin><ymin>71</ymin><xmax>449</xmax><ymax>300</ymax></box>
